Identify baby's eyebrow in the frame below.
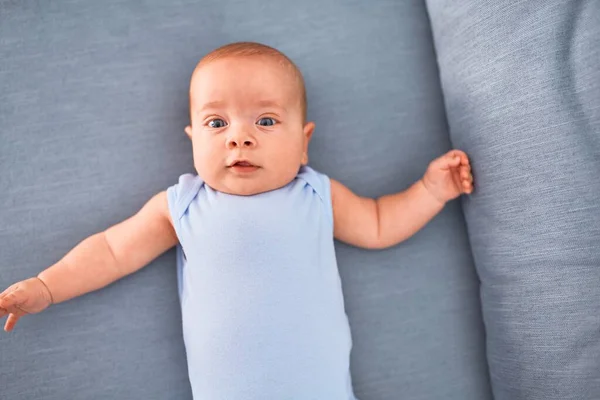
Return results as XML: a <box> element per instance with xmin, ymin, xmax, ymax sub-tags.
<box><xmin>195</xmin><ymin>99</ymin><xmax>288</xmax><ymax>117</ymax></box>
<box><xmin>198</xmin><ymin>101</ymin><xmax>226</xmax><ymax>113</ymax></box>
<box><xmin>256</xmin><ymin>100</ymin><xmax>286</xmax><ymax>112</ymax></box>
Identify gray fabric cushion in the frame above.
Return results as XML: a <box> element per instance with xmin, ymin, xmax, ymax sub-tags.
<box><xmin>0</xmin><ymin>1</ymin><xmax>491</xmax><ymax>399</ymax></box>
<box><xmin>426</xmin><ymin>1</ymin><xmax>600</xmax><ymax>399</ymax></box>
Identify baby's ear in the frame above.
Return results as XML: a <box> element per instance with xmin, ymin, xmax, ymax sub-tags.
<box><xmin>301</xmin><ymin>122</ymin><xmax>315</xmax><ymax>165</ymax></box>
<box><xmin>301</xmin><ymin>153</ymin><xmax>309</xmax><ymax>165</ymax></box>
<box><xmin>184</xmin><ymin>125</ymin><xmax>193</xmax><ymax>140</ymax></box>
<box><xmin>303</xmin><ymin>122</ymin><xmax>315</xmax><ymax>141</ymax></box>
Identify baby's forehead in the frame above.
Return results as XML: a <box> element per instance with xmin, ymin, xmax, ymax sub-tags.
<box><xmin>192</xmin><ymin>55</ymin><xmax>300</xmax><ymax>87</ymax></box>
<box><xmin>190</xmin><ymin>55</ymin><xmax>305</xmax><ymax>110</ymax></box>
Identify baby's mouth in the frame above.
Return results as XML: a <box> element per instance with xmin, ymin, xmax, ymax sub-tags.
<box><xmin>231</xmin><ymin>161</ymin><xmax>255</xmax><ymax>168</ymax></box>
<box><xmin>228</xmin><ymin>160</ymin><xmax>260</xmax><ymax>173</ymax></box>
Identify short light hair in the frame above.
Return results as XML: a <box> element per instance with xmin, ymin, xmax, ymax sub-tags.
<box><xmin>190</xmin><ymin>42</ymin><xmax>307</xmax><ymax>121</ymax></box>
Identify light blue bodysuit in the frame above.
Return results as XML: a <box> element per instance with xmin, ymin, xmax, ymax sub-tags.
<box><xmin>167</xmin><ymin>166</ymin><xmax>356</xmax><ymax>400</ymax></box>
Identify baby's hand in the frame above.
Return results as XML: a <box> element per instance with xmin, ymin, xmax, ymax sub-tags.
<box><xmin>0</xmin><ymin>277</ymin><xmax>53</xmax><ymax>332</ymax></box>
<box><xmin>422</xmin><ymin>150</ymin><xmax>473</xmax><ymax>204</ymax></box>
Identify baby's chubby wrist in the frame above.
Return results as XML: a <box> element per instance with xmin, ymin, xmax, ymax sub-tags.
<box><xmin>35</xmin><ymin>275</ymin><xmax>55</xmax><ymax>305</ymax></box>
<box><xmin>419</xmin><ymin>176</ymin><xmax>447</xmax><ymax>206</ymax></box>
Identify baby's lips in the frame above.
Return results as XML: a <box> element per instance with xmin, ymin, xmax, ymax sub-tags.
<box><xmin>228</xmin><ymin>159</ymin><xmax>259</xmax><ymax>168</ymax></box>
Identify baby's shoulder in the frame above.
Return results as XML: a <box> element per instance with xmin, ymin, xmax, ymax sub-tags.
<box><xmin>296</xmin><ymin>166</ymin><xmax>330</xmax><ymax>192</ymax></box>
<box><xmin>167</xmin><ymin>173</ymin><xmax>204</xmax><ymax>220</ymax></box>
<box><xmin>296</xmin><ymin>166</ymin><xmax>333</xmax><ymax>224</ymax></box>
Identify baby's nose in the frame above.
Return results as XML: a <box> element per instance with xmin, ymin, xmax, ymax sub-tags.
<box><xmin>226</xmin><ymin>135</ymin><xmax>256</xmax><ymax>149</ymax></box>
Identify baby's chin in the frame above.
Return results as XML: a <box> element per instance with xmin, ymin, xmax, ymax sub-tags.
<box><xmin>205</xmin><ymin>176</ymin><xmax>293</xmax><ymax>196</ymax></box>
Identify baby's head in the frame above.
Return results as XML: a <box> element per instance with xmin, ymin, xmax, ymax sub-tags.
<box><xmin>185</xmin><ymin>42</ymin><xmax>315</xmax><ymax>196</ymax></box>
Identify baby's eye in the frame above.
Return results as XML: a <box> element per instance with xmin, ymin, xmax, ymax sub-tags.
<box><xmin>208</xmin><ymin>119</ymin><xmax>227</xmax><ymax>128</ymax></box>
<box><xmin>256</xmin><ymin>117</ymin><xmax>276</xmax><ymax>127</ymax></box>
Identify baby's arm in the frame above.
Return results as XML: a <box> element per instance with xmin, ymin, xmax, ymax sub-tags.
<box><xmin>0</xmin><ymin>191</ymin><xmax>177</xmax><ymax>331</ymax></box>
<box><xmin>39</xmin><ymin>191</ymin><xmax>177</xmax><ymax>303</ymax></box>
<box><xmin>331</xmin><ymin>150</ymin><xmax>473</xmax><ymax>249</ymax></box>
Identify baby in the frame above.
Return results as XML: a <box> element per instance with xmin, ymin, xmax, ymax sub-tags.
<box><xmin>0</xmin><ymin>42</ymin><xmax>473</xmax><ymax>399</ymax></box>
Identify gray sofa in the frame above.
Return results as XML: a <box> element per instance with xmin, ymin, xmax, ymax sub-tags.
<box><xmin>1</xmin><ymin>1</ymin><xmax>598</xmax><ymax>399</ymax></box>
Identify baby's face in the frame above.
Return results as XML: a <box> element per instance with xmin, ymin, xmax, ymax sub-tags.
<box><xmin>187</xmin><ymin>56</ymin><xmax>314</xmax><ymax>196</ymax></box>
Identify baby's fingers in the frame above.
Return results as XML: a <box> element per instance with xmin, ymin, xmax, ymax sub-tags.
<box><xmin>437</xmin><ymin>153</ymin><xmax>461</xmax><ymax>171</ymax></box>
<box><xmin>0</xmin><ymin>290</ymin><xmax>26</xmax><ymax>315</ymax></box>
<box><xmin>0</xmin><ymin>290</ymin><xmax>17</xmax><ymax>310</ymax></box>
<box><xmin>460</xmin><ymin>165</ymin><xmax>472</xmax><ymax>181</ymax></box>
<box><xmin>461</xmin><ymin>170</ymin><xmax>474</xmax><ymax>193</ymax></box>
<box><xmin>462</xmin><ymin>179</ymin><xmax>473</xmax><ymax>194</ymax></box>
<box><xmin>449</xmin><ymin>150</ymin><xmax>470</xmax><ymax>166</ymax></box>
<box><xmin>4</xmin><ymin>314</ymin><xmax>21</xmax><ymax>332</ymax></box>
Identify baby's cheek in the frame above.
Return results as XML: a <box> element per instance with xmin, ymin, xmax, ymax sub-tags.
<box><xmin>191</xmin><ymin>147</ymin><xmax>212</xmax><ymax>177</ymax></box>
<box><xmin>193</xmin><ymin>139</ymin><xmax>213</xmax><ymax>160</ymax></box>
